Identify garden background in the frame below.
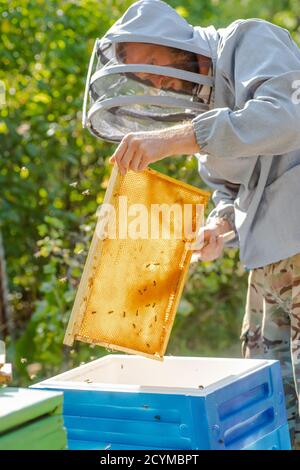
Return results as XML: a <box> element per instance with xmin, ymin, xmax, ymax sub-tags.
<box><xmin>1</xmin><ymin>0</ymin><xmax>299</xmax><ymax>385</ymax></box>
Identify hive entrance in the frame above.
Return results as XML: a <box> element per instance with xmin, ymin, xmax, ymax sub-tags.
<box><xmin>64</xmin><ymin>165</ymin><xmax>210</xmax><ymax>359</ymax></box>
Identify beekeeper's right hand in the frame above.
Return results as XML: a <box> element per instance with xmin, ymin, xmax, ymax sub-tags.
<box><xmin>192</xmin><ymin>218</ymin><xmax>232</xmax><ymax>262</ymax></box>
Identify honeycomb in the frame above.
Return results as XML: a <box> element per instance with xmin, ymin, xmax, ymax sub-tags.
<box><xmin>64</xmin><ymin>166</ymin><xmax>210</xmax><ymax>359</ymax></box>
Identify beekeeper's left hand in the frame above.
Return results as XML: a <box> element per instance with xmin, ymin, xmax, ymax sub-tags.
<box><xmin>109</xmin><ymin>122</ymin><xmax>200</xmax><ymax>175</ymax></box>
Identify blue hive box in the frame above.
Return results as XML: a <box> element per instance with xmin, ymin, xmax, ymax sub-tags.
<box><xmin>33</xmin><ymin>355</ymin><xmax>291</xmax><ymax>450</ymax></box>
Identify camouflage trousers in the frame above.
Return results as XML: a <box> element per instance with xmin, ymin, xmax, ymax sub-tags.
<box><xmin>241</xmin><ymin>252</ymin><xmax>300</xmax><ymax>449</ymax></box>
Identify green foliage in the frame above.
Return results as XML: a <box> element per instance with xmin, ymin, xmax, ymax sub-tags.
<box><xmin>0</xmin><ymin>0</ymin><xmax>299</xmax><ymax>385</ymax></box>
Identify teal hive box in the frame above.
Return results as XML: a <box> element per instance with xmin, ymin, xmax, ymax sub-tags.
<box><xmin>0</xmin><ymin>387</ymin><xmax>67</xmax><ymax>450</ymax></box>
<box><xmin>33</xmin><ymin>355</ymin><xmax>291</xmax><ymax>450</ymax></box>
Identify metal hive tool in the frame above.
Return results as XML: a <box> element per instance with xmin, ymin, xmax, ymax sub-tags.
<box><xmin>64</xmin><ymin>165</ymin><xmax>210</xmax><ymax>359</ymax></box>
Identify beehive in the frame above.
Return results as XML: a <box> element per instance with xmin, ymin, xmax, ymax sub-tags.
<box><xmin>64</xmin><ymin>166</ymin><xmax>210</xmax><ymax>359</ymax></box>
<box><xmin>0</xmin><ymin>388</ymin><xmax>67</xmax><ymax>450</ymax></box>
<box><xmin>33</xmin><ymin>355</ymin><xmax>291</xmax><ymax>450</ymax></box>
<box><xmin>0</xmin><ymin>341</ymin><xmax>12</xmax><ymax>384</ymax></box>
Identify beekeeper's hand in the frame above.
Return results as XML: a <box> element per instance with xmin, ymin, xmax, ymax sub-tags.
<box><xmin>109</xmin><ymin>123</ymin><xmax>200</xmax><ymax>175</ymax></box>
<box><xmin>192</xmin><ymin>218</ymin><xmax>231</xmax><ymax>262</ymax></box>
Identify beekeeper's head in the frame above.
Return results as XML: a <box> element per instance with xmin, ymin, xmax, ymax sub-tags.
<box><xmin>115</xmin><ymin>41</ymin><xmax>212</xmax><ymax>93</ymax></box>
<box><xmin>83</xmin><ymin>0</ymin><xmax>217</xmax><ymax>142</ymax></box>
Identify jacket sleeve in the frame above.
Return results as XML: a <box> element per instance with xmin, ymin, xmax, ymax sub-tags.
<box><xmin>192</xmin><ymin>20</ymin><xmax>300</xmax><ymax>159</ymax></box>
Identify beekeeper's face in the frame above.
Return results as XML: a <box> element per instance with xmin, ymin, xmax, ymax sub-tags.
<box><xmin>119</xmin><ymin>42</ymin><xmax>200</xmax><ymax>94</ymax></box>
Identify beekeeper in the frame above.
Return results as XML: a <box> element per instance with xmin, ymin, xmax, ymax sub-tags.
<box><xmin>84</xmin><ymin>0</ymin><xmax>300</xmax><ymax>446</ymax></box>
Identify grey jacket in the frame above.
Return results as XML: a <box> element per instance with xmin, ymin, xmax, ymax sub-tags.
<box><xmin>192</xmin><ymin>19</ymin><xmax>300</xmax><ymax>269</ymax></box>
<box><xmin>104</xmin><ymin>1</ymin><xmax>300</xmax><ymax>269</ymax></box>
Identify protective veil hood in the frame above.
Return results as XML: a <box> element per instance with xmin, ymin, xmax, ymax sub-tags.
<box><xmin>104</xmin><ymin>0</ymin><xmax>218</xmax><ymax>58</ymax></box>
<box><xmin>83</xmin><ymin>0</ymin><xmax>220</xmax><ymax>142</ymax></box>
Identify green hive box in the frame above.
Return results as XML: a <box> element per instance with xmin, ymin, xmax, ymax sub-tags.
<box><xmin>0</xmin><ymin>387</ymin><xmax>67</xmax><ymax>450</ymax></box>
